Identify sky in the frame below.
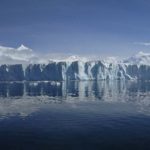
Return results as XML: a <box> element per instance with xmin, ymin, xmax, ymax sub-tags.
<box><xmin>0</xmin><ymin>0</ymin><xmax>150</xmax><ymax>57</ymax></box>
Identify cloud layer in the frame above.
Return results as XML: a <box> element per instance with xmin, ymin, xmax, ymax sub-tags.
<box><xmin>134</xmin><ymin>42</ymin><xmax>150</xmax><ymax>46</ymax></box>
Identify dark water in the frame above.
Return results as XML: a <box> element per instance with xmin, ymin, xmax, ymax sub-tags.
<box><xmin>0</xmin><ymin>81</ymin><xmax>150</xmax><ymax>149</ymax></box>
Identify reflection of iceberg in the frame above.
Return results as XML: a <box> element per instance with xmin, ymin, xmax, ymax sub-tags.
<box><xmin>0</xmin><ymin>81</ymin><xmax>150</xmax><ymax>100</ymax></box>
<box><xmin>0</xmin><ymin>81</ymin><xmax>149</xmax><ymax>118</ymax></box>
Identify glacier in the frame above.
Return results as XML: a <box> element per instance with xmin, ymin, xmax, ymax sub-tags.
<box><xmin>1</xmin><ymin>61</ymin><xmax>150</xmax><ymax>81</ymax></box>
<box><xmin>0</xmin><ymin>45</ymin><xmax>149</xmax><ymax>81</ymax></box>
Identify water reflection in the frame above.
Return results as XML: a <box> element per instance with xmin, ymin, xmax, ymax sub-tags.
<box><xmin>0</xmin><ymin>81</ymin><xmax>149</xmax><ymax>118</ymax></box>
<box><xmin>0</xmin><ymin>81</ymin><xmax>149</xmax><ymax>100</ymax></box>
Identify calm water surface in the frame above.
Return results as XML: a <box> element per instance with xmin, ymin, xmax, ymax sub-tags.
<box><xmin>0</xmin><ymin>81</ymin><xmax>150</xmax><ymax>150</ymax></box>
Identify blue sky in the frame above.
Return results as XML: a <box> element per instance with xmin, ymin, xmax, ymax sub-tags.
<box><xmin>0</xmin><ymin>0</ymin><xmax>150</xmax><ymax>56</ymax></box>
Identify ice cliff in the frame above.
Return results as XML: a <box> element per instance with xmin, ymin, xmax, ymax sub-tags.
<box><xmin>0</xmin><ymin>45</ymin><xmax>149</xmax><ymax>81</ymax></box>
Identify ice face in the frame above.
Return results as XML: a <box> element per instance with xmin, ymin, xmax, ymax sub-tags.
<box><xmin>0</xmin><ymin>61</ymin><xmax>148</xmax><ymax>81</ymax></box>
<box><xmin>0</xmin><ymin>45</ymin><xmax>149</xmax><ymax>81</ymax></box>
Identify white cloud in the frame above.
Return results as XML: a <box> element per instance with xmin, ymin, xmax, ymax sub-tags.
<box><xmin>134</xmin><ymin>42</ymin><xmax>150</xmax><ymax>46</ymax></box>
<box><xmin>0</xmin><ymin>45</ymin><xmax>93</xmax><ymax>64</ymax></box>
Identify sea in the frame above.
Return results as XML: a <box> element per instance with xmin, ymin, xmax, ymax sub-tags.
<box><xmin>0</xmin><ymin>80</ymin><xmax>149</xmax><ymax>150</ymax></box>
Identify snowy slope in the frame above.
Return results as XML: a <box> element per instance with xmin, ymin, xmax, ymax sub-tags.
<box><xmin>124</xmin><ymin>51</ymin><xmax>150</xmax><ymax>65</ymax></box>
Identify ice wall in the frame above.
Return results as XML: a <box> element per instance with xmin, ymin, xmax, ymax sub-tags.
<box><xmin>0</xmin><ymin>61</ymin><xmax>149</xmax><ymax>81</ymax></box>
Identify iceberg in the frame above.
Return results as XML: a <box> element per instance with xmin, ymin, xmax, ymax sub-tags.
<box><xmin>0</xmin><ymin>45</ymin><xmax>149</xmax><ymax>81</ymax></box>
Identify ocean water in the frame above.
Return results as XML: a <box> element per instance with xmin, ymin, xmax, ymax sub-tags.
<box><xmin>0</xmin><ymin>81</ymin><xmax>150</xmax><ymax>149</ymax></box>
